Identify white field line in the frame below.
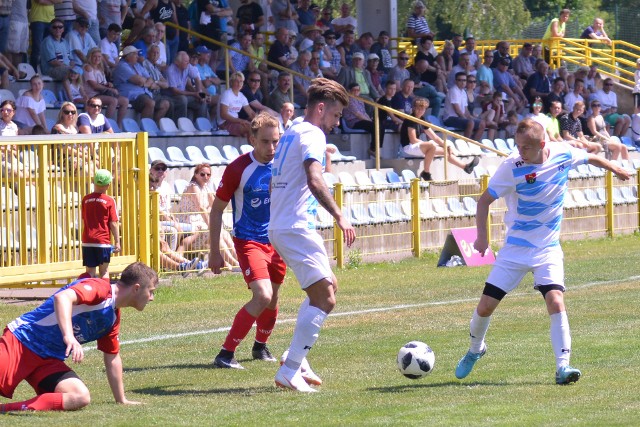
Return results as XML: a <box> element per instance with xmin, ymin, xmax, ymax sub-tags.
<box><xmin>84</xmin><ymin>275</ymin><xmax>640</xmax><ymax>351</ymax></box>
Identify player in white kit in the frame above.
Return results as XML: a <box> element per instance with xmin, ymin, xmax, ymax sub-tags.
<box><xmin>455</xmin><ymin>118</ymin><xmax>631</xmax><ymax>385</ymax></box>
<box><xmin>269</xmin><ymin>78</ymin><xmax>356</xmax><ymax>392</ymax></box>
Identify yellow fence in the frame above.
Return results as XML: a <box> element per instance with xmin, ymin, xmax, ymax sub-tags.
<box><xmin>0</xmin><ymin>133</ymin><xmax>150</xmax><ymax>287</ymax></box>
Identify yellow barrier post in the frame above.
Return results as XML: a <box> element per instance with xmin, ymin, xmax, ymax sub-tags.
<box><xmin>334</xmin><ymin>182</ymin><xmax>344</xmax><ymax>268</ymax></box>
<box><xmin>410</xmin><ymin>178</ymin><xmax>420</xmax><ymax>257</ymax></box>
<box><xmin>605</xmin><ymin>170</ymin><xmax>614</xmax><ymax>237</ymax></box>
<box><xmin>137</xmin><ymin>132</ymin><xmax>151</xmax><ymax>265</ymax></box>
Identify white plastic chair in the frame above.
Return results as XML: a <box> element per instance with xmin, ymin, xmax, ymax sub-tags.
<box><xmin>239</xmin><ymin>144</ymin><xmax>254</xmax><ymax>154</ymax></box>
<box><xmin>385</xmin><ymin>201</ymin><xmax>410</xmax><ymax>221</ymax></box>
<box><xmin>353</xmin><ymin>171</ymin><xmax>375</xmax><ymax>189</ymax></box>
<box><xmin>462</xmin><ymin>197</ymin><xmax>477</xmax><ymax>215</ymax></box>
<box><xmin>446</xmin><ymin>197</ymin><xmax>467</xmax><ymax>217</ymax></box>
<box><xmin>322</xmin><ymin>172</ymin><xmax>337</xmax><ymax>188</ymax></box>
<box><xmin>337</xmin><ymin>172</ymin><xmax>358</xmax><ymax>190</ymax></box>
<box><xmin>167</xmin><ymin>146</ymin><xmax>199</xmax><ymax>167</ymax></box>
<box><xmin>177</xmin><ymin>117</ymin><xmax>210</xmax><ymax>135</ymax></box>
<box><xmin>159</xmin><ymin>118</ymin><xmax>186</xmax><ymax>135</ymax></box>
<box><xmin>195</xmin><ymin>117</ymin><xmax>213</xmax><ymax>132</ymax></box>
<box><xmin>148</xmin><ymin>147</ymin><xmax>184</xmax><ymax>167</ymax></box>
<box><xmin>350</xmin><ymin>204</ymin><xmax>371</xmax><ymax>225</ymax></box>
<box><xmin>316</xmin><ymin>205</ymin><xmax>334</xmax><ymax>228</ymax></box>
<box><xmin>123</xmin><ymin>118</ymin><xmax>142</xmax><ymax>133</ymax></box>
<box><xmin>18</xmin><ymin>63</ymin><xmax>36</xmax><ymax>81</ymax></box>
<box><xmin>222</xmin><ymin>145</ymin><xmax>241</xmax><ymax>162</ymax></box>
<box><xmin>326</xmin><ymin>143</ymin><xmax>356</xmax><ymax>162</ymax></box>
<box><xmin>0</xmin><ymin>89</ymin><xmax>15</xmax><ymax>102</ymax></box>
<box><xmin>174</xmin><ymin>179</ymin><xmax>190</xmax><ymax>195</ymax></box>
<box><xmin>204</xmin><ymin>146</ymin><xmax>230</xmax><ymax>165</ymax></box>
<box><xmin>571</xmin><ymin>189</ymin><xmax>590</xmax><ymax>207</ymax></box>
<box><xmin>401</xmin><ymin>169</ymin><xmax>417</xmax><ymax>183</ymax></box>
<box><xmin>185</xmin><ymin>146</ymin><xmax>211</xmax><ymax>164</ymax></box>
<box><xmin>141</xmin><ymin>118</ymin><xmax>163</xmax><ymax>136</ymax></box>
<box><xmin>431</xmin><ymin>198</ymin><xmax>453</xmax><ymax>218</ymax></box>
<box><xmin>367</xmin><ymin>203</ymin><xmax>389</xmax><ymax>224</ymax></box>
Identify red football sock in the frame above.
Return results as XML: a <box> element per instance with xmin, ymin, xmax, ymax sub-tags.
<box><xmin>222</xmin><ymin>307</ymin><xmax>257</xmax><ymax>352</ymax></box>
<box><xmin>1</xmin><ymin>393</ymin><xmax>64</xmax><ymax>412</ymax></box>
<box><xmin>255</xmin><ymin>307</ymin><xmax>278</xmax><ymax>344</ymax></box>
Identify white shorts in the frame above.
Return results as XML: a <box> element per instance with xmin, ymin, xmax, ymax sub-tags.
<box><xmin>486</xmin><ymin>244</ymin><xmax>565</xmax><ymax>293</ymax></box>
<box><xmin>268</xmin><ymin>228</ymin><xmax>332</xmax><ymax>289</ymax></box>
<box><xmin>402</xmin><ymin>143</ymin><xmax>424</xmax><ymax>158</ymax></box>
<box><xmin>7</xmin><ymin>20</ymin><xmax>29</xmax><ymax>54</ymax></box>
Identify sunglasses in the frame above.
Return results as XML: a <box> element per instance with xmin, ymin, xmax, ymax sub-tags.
<box><xmin>467</xmin><ymin>80</ymin><xmax>476</xmax><ymax>83</ymax></box>
<box><xmin>533</xmin><ymin>103</ymin><xmax>543</xmax><ymax>107</ymax></box>
<box><xmin>457</xmin><ymin>79</ymin><xmax>467</xmax><ymax>82</ymax></box>
<box><xmin>153</xmin><ymin>165</ymin><xmax>167</xmax><ymax>172</ymax></box>
<box><xmin>249</xmin><ymin>78</ymin><xmax>261</xmax><ymax>83</ymax></box>
<box><xmin>199</xmin><ymin>172</ymin><xmax>211</xmax><ymax>177</ymax></box>
<box><xmin>63</xmin><ymin>110</ymin><xmax>76</xmax><ymax>115</ymax></box>
<box><xmin>88</xmin><ymin>104</ymin><xmax>102</xmax><ymax>109</ymax></box>
<box><xmin>591</xmin><ymin>104</ymin><xmax>601</xmax><ymax>107</ymax></box>
<box><xmin>52</xmin><ymin>25</ymin><xmax>64</xmax><ymax>29</ymax></box>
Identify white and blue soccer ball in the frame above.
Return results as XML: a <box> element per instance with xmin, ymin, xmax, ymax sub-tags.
<box><xmin>397</xmin><ymin>341</ymin><xmax>435</xmax><ymax>379</ymax></box>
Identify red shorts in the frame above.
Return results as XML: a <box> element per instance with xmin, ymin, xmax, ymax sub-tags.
<box><xmin>233</xmin><ymin>237</ymin><xmax>286</xmax><ymax>286</ymax></box>
<box><xmin>0</xmin><ymin>328</ymin><xmax>72</xmax><ymax>398</ymax></box>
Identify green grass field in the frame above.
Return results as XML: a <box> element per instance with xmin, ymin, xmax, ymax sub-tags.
<box><xmin>2</xmin><ymin>235</ymin><xmax>640</xmax><ymax>426</ymax></box>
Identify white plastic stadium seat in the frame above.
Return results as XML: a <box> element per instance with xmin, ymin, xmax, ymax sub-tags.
<box><xmin>0</xmin><ymin>89</ymin><xmax>16</xmax><ymax>102</ymax></box>
<box><xmin>195</xmin><ymin>117</ymin><xmax>213</xmax><ymax>132</ymax></box>
<box><xmin>18</xmin><ymin>63</ymin><xmax>36</xmax><ymax>81</ymax></box>
<box><xmin>141</xmin><ymin>118</ymin><xmax>164</xmax><ymax>136</ymax></box>
<box><xmin>148</xmin><ymin>147</ymin><xmax>184</xmax><ymax>167</ymax></box>
<box><xmin>385</xmin><ymin>201</ymin><xmax>410</xmax><ymax>221</ymax></box>
<box><xmin>177</xmin><ymin>117</ymin><xmax>210</xmax><ymax>135</ymax></box>
<box><xmin>222</xmin><ymin>145</ymin><xmax>241</xmax><ymax>162</ymax></box>
<box><xmin>322</xmin><ymin>172</ymin><xmax>337</xmax><ymax>188</ymax></box>
<box><xmin>353</xmin><ymin>171</ymin><xmax>375</xmax><ymax>189</ymax></box>
<box><xmin>337</xmin><ymin>172</ymin><xmax>358</xmax><ymax>190</ymax></box>
<box><xmin>174</xmin><ymin>179</ymin><xmax>190</xmax><ymax>195</ymax></box>
<box><xmin>204</xmin><ymin>146</ymin><xmax>230</xmax><ymax>165</ymax></box>
<box><xmin>239</xmin><ymin>144</ymin><xmax>254</xmax><ymax>154</ymax></box>
<box><xmin>122</xmin><ymin>118</ymin><xmax>142</xmax><ymax>133</ymax></box>
<box><xmin>159</xmin><ymin>118</ymin><xmax>186</xmax><ymax>135</ymax></box>
<box><xmin>185</xmin><ymin>146</ymin><xmax>212</xmax><ymax>164</ymax></box>
<box><xmin>167</xmin><ymin>146</ymin><xmax>199</xmax><ymax>167</ymax></box>
<box><xmin>326</xmin><ymin>143</ymin><xmax>356</xmax><ymax>162</ymax></box>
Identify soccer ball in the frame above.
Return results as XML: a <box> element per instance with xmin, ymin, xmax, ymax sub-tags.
<box><xmin>397</xmin><ymin>341</ymin><xmax>435</xmax><ymax>379</ymax></box>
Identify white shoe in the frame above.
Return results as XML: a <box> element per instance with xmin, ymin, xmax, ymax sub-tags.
<box><xmin>275</xmin><ymin>365</ymin><xmax>317</xmax><ymax>392</ymax></box>
<box><xmin>280</xmin><ymin>350</ymin><xmax>323</xmax><ymax>386</ymax></box>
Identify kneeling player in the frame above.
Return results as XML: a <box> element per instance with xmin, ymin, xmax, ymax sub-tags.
<box><xmin>0</xmin><ymin>262</ymin><xmax>158</xmax><ymax>412</ymax></box>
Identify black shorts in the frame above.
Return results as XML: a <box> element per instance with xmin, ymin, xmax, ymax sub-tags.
<box><xmin>82</xmin><ymin>246</ymin><xmax>112</xmax><ymax>267</ymax></box>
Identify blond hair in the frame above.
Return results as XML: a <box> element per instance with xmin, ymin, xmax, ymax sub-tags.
<box><xmin>251</xmin><ymin>112</ymin><xmax>280</xmax><ymax>135</ymax></box>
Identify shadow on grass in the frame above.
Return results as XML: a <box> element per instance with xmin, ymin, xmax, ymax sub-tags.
<box><xmin>368</xmin><ymin>380</ymin><xmax>544</xmax><ymax>392</ymax></box>
<box><xmin>132</xmin><ymin>385</ymin><xmax>278</xmax><ymax>396</ymax></box>
<box><xmin>124</xmin><ymin>360</ymin><xmax>276</xmax><ymax>373</ymax></box>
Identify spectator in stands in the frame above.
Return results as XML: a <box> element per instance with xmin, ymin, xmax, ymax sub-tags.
<box><xmin>391</xmin><ymin>78</ymin><xmax>415</xmax><ymax>116</ymax></box>
<box><xmin>97</xmin><ymin>0</ymin><xmax>126</xmax><ymax>42</ymax></box>
<box><xmin>481</xmin><ymin>91</ymin><xmax>508</xmax><ymax>141</ymax></box>
<box><xmin>523</xmin><ymin>59</ymin><xmax>551</xmax><ymax>106</ymax></box>
<box><xmin>331</xmin><ymin>2</ymin><xmax>356</xmax><ymax>42</ymax></box>
<box><xmin>476</xmin><ymin>50</ymin><xmax>495</xmax><ymax>91</ymax></box>
<box><xmin>631</xmin><ymin>105</ymin><xmax>640</xmax><ymax>145</ymax></box>
<box><xmin>337</xmin><ymin>51</ymin><xmax>380</xmax><ymax>107</ymax></box>
<box><xmin>229</xmin><ymin>31</ymin><xmax>253</xmax><ymax>74</ymax></box>
<box><xmin>586</xmin><ymin>100</ymin><xmax>629</xmax><ymax>161</ymax></box>
<box><xmin>132</xmin><ymin>25</ymin><xmax>157</xmax><ymax>60</ymax></box>
<box><xmin>144</xmin><ymin>0</ymin><xmax>179</xmax><ymax>64</ymax></box>
<box><xmin>493</xmin><ymin>58</ymin><xmax>526</xmax><ymax>112</ymax></box>
<box><xmin>467</xmin><ymin>75</ymin><xmax>495</xmax><ymax>138</ymax></box>
<box><xmin>249</xmin><ymin>32</ymin><xmax>269</xmax><ymax>95</ymax></box>
<box><xmin>447</xmin><ymin>52</ymin><xmax>476</xmax><ymax>88</ymax></box>
<box><xmin>531</xmin><ymin>44</ymin><xmax>543</xmax><ymax>66</ymax></box>
<box><xmin>451</xmin><ymin>34</ymin><xmax>463</xmax><ymax>66</ymax></box>
<box><xmin>415</xmin><ymin>35</ymin><xmax>445</xmax><ymax>94</ymax></box>
<box><xmin>192</xmin><ymin>45</ymin><xmax>220</xmax><ymax>118</ymax></box>
<box><xmin>298</xmin><ymin>24</ymin><xmax>322</xmax><ymax>52</ymax></box>
<box><xmin>41</xmin><ymin>18</ymin><xmax>76</xmax><ymax>81</ymax></box>
<box><xmin>295</xmin><ymin>0</ymin><xmax>314</xmax><ymax>30</ymax></box>
<box><xmin>353</xmin><ymin>32</ymin><xmax>374</xmax><ymax>58</ymax></box>
<box><xmin>5</xmin><ymin>0</ymin><xmax>28</xmax><ymax>67</ymax></box>
<box><xmin>336</xmin><ymin>29</ymin><xmax>357</xmax><ymax>68</ymax></box>
<box><xmin>236</xmin><ymin>0</ymin><xmax>264</xmax><ymax>36</ymax></box>
<box><xmin>197</xmin><ymin>0</ymin><xmax>233</xmax><ymax>70</ymax></box>
<box><xmin>51</xmin><ymin>101</ymin><xmax>79</xmax><ymax>134</ymax></box>
<box><xmin>542</xmin><ymin>9</ymin><xmax>570</xmax><ymax>63</ymax></box>
<box><xmin>78</xmin><ymin>96</ymin><xmax>114</xmax><ymax>134</ymax></box>
<box><xmin>595</xmin><ymin>78</ymin><xmax>631</xmax><ymax>138</ymax></box>
<box><xmin>366</xmin><ymin>53</ymin><xmax>384</xmax><ymax>95</ymax></box>
<box><xmin>153</xmin><ymin>23</ymin><xmax>169</xmax><ymax>71</ymax></box>
<box><xmin>546</xmin><ymin>99</ymin><xmax>565</xmax><ymax>143</ymax></box>
<box><xmin>581</xmin><ymin>17</ymin><xmax>611</xmax><ymax>46</ymax></box>
<box><xmin>377</xmin><ymin>80</ymin><xmax>404</xmax><ymax>132</ymax></box>
<box><xmin>28</xmin><ymin>0</ymin><xmax>54</xmax><ymax>71</ymax></box>
<box><xmin>435</xmin><ymin>41</ymin><xmax>455</xmax><ymax>84</ymax></box>
<box><xmin>564</xmin><ymin>78</ymin><xmax>584</xmax><ymax>113</ymax></box>
<box><xmin>546</xmin><ymin>77</ymin><xmax>566</xmax><ymax>113</ymax></box>
<box><xmin>267</xmin><ymin>27</ymin><xmax>294</xmax><ymax>73</ymax></box>
<box><xmin>633</xmin><ymin>59</ymin><xmax>640</xmax><ymax>109</ymax></box>
<box><xmin>568</xmin><ymin>65</ymin><xmax>588</xmax><ymax>96</ymax></box>
<box><xmin>100</xmin><ymin>24</ymin><xmax>122</xmax><ymax>74</ymax></box>
<box><xmin>267</xmin><ymin>71</ymin><xmax>293</xmax><ymax>112</ymax></box>
<box><xmin>240</xmin><ymin>70</ymin><xmax>276</xmax><ymax>119</ymax></box>
<box><xmin>512</xmin><ymin>43</ymin><xmax>535</xmax><ymax>81</ymax></box>
<box><xmin>83</xmin><ymin>47</ymin><xmax>128</xmax><ymax>128</ymax></box>
<box><xmin>54</xmin><ymin>0</ymin><xmax>76</xmax><ymax>36</ymax></box>
<box><xmin>407</xmin><ymin>58</ymin><xmax>444</xmax><ymax>118</ymax></box>
<box><xmin>113</xmin><ymin>45</ymin><xmax>171</xmax><ymax>123</ymax></box>
<box><xmin>0</xmin><ymin>100</ymin><xmax>25</xmax><ymax>178</ymax></box>
<box><xmin>218</xmin><ymin>71</ymin><xmax>254</xmax><ymax>137</ymax></box>
<box><xmin>290</xmin><ymin>50</ymin><xmax>315</xmax><ymax>107</ymax></box>
<box><xmin>62</xmin><ymin>68</ymin><xmax>87</xmax><ymax>105</ymax></box>
<box><xmin>323</xmin><ymin>29</ymin><xmax>341</xmax><ymax>76</ymax></box>
<box><xmin>67</xmin><ymin>17</ymin><xmax>96</xmax><ymax>66</ymax></box>
<box><xmin>405</xmin><ymin>0</ymin><xmax>432</xmax><ymax>43</ymax></box>
<box><xmin>342</xmin><ymin>83</ymin><xmax>384</xmax><ymax>156</ymax></box>
<box><xmin>14</xmin><ymin>75</ymin><xmax>47</xmax><ymax>134</ymax></box>
<box><xmin>443</xmin><ymin>71</ymin><xmax>486</xmax><ymax>141</ymax></box>
<box><xmin>270</xmin><ymin>0</ymin><xmax>298</xmax><ymax>35</ymax></box>
<box><xmin>73</xmin><ymin>0</ymin><xmax>99</xmax><ymax>44</ymax></box>
<box><xmin>173</xmin><ymin>0</ymin><xmax>190</xmax><ymax>52</ymax></box>
<box><xmin>370</xmin><ymin>30</ymin><xmax>393</xmax><ymax>74</ymax></box>
<box><xmin>559</xmin><ymin>101</ymin><xmax>600</xmax><ymax>152</ymax></box>
<box><xmin>585</xmin><ymin>64</ymin><xmax>601</xmax><ymax>95</ymax></box>
<box><xmin>317</xmin><ymin>7</ymin><xmax>333</xmax><ymax>32</ymax></box>
<box><xmin>0</xmin><ymin>100</ymin><xmax>18</xmax><ymax>135</ymax></box>
<box><xmin>176</xmin><ymin>163</ymin><xmax>238</xmax><ymax>265</ymax></box>
<box><xmin>399</xmin><ymin>96</ymin><xmax>434</xmax><ymax>171</ymax></box>
<box><xmin>461</xmin><ymin>36</ymin><xmax>479</xmax><ymax>69</ymax></box>
<box><xmin>526</xmin><ymin>96</ymin><xmax>550</xmax><ymax>139</ymax></box>
<box><xmin>309</xmin><ymin>44</ymin><xmax>324</xmax><ymax>78</ymax></box>
<box><xmin>490</xmin><ymin>41</ymin><xmax>513</xmax><ymax>69</ymax></box>
<box><xmin>277</xmin><ymin>102</ymin><xmax>294</xmax><ymax>134</ymax></box>
<box><xmin>141</xmin><ymin>44</ymin><xmax>175</xmax><ymax>114</ymax></box>
<box><xmin>0</xmin><ymin>52</ymin><xmax>26</xmax><ymax>84</ymax></box>
<box><xmin>164</xmin><ymin>50</ymin><xmax>208</xmax><ymax>120</ymax></box>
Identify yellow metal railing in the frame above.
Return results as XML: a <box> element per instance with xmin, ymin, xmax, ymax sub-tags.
<box><xmin>0</xmin><ymin>132</ymin><xmax>149</xmax><ymax>287</ymax></box>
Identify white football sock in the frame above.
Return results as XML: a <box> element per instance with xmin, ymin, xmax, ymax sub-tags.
<box><xmin>550</xmin><ymin>311</ymin><xmax>571</xmax><ymax>370</ymax></box>
<box><xmin>469</xmin><ymin>309</ymin><xmax>491</xmax><ymax>353</ymax></box>
<box><xmin>284</xmin><ymin>298</ymin><xmax>327</xmax><ymax>371</ymax></box>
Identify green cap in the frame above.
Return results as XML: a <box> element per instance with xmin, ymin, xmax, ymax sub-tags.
<box><xmin>94</xmin><ymin>169</ymin><xmax>113</xmax><ymax>186</ymax></box>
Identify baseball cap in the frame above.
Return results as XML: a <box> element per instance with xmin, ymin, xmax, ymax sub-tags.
<box><xmin>352</xmin><ymin>52</ymin><xmax>365</xmax><ymax>60</ymax></box>
<box><xmin>368</xmin><ymin>53</ymin><xmax>380</xmax><ymax>61</ymax></box>
<box><xmin>150</xmin><ymin>159</ymin><xmax>167</xmax><ymax>168</ymax></box>
<box><xmin>498</xmin><ymin>58</ymin><xmax>510</xmax><ymax>66</ymax></box>
<box><xmin>122</xmin><ymin>45</ymin><xmax>141</xmax><ymax>57</ymax></box>
<box><xmin>314</xmin><ymin>36</ymin><xmax>326</xmax><ymax>45</ymax></box>
<box><xmin>195</xmin><ymin>45</ymin><xmax>211</xmax><ymax>55</ymax></box>
<box><xmin>94</xmin><ymin>169</ymin><xmax>113</xmax><ymax>186</ymax></box>
<box><xmin>76</xmin><ymin>17</ymin><xmax>89</xmax><ymax>27</ymax></box>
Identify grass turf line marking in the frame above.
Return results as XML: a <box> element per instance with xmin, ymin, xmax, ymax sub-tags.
<box><xmin>84</xmin><ymin>274</ymin><xmax>640</xmax><ymax>351</ymax></box>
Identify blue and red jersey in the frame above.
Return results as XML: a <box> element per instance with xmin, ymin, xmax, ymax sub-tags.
<box><xmin>215</xmin><ymin>152</ymin><xmax>272</xmax><ymax>243</ymax></box>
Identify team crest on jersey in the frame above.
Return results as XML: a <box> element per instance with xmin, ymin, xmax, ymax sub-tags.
<box><xmin>525</xmin><ymin>172</ymin><xmax>537</xmax><ymax>184</ymax></box>
<box><xmin>245</xmin><ymin>268</ymin><xmax>251</xmax><ymax>276</ymax></box>
<box><xmin>84</xmin><ymin>285</ymin><xmax>93</xmax><ymax>291</ymax></box>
